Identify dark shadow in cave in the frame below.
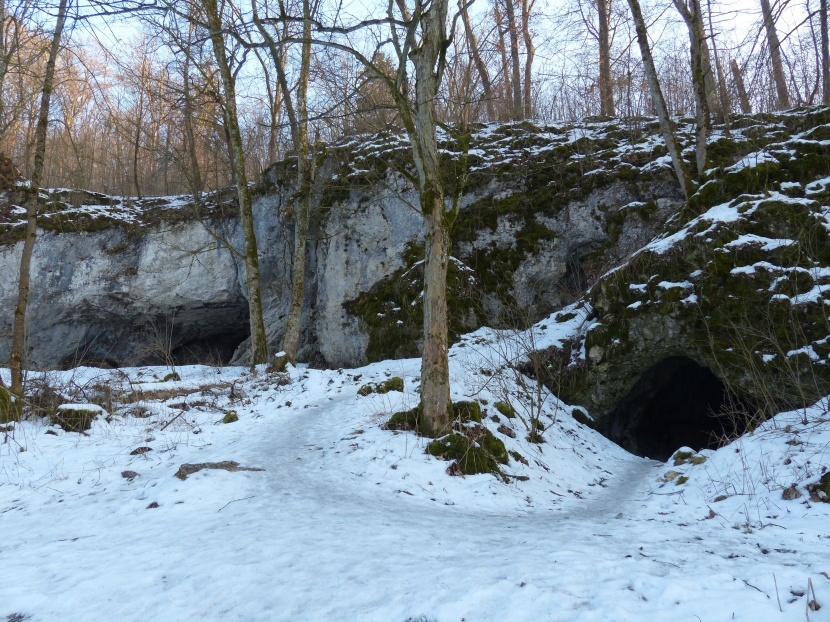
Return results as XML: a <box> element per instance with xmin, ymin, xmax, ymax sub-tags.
<box><xmin>171</xmin><ymin>327</ymin><xmax>250</xmax><ymax>366</ymax></box>
<box><xmin>601</xmin><ymin>356</ymin><xmax>745</xmax><ymax>462</ymax></box>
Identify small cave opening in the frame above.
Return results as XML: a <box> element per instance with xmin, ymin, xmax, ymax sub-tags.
<box><xmin>170</xmin><ymin>327</ymin><xmax>250</xmax><ymax>366</ymax></box>
<box><xmin>602</xmin><ymin>356</ymin><xmax>746</xmax><ymax>461</ymax></box>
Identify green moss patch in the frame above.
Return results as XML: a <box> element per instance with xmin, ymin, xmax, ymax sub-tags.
<box><xmin>0</xmin><ymin>386</ymin><xmax>20</xmax><ymax>423</ymax></box>
<box><xmin>426</xmin><ymin>425</ymin><xmax>508</xmax><ymax>477</ymax></box>
<box><xmin>494</xmin><ymin>401</ymin><xmax>517</xmax><ymax>418</ymax></box>
<box><xmin>357</xmin><ymin>377</ymin><xmax>404</xmax><ymax>396</ymax></box>
<box><xmin>452</xmin><ymin>400</ymin><xmax>483</xmax><ymax>423</ymax></box>
<box><xmin>672</xmin><ymin>450</ymin><xmax>694</xmax><ymax>465</ymax></box>
<box><xmin>384</xmin><ymin>404</ymin><xmax>425</xmax><ymax>434</ymax></box>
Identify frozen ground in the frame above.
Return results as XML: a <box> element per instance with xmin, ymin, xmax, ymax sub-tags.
<box><xmin>1</xmin><ymin>332</ymin><xmax>829</xmax><ymax>621</ymax></box>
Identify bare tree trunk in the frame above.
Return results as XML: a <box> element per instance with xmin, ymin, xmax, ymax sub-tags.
<box><xmin>182</xmin><ymin>50</ymin><xmax>204</xmax><ymax>204</ymax></box>
<box><xmin>822</xmin><ymin>0</ymin><xmax>830</xmax><ymax>104</ymax></box>
<box><xmin>493</xmin><ymin>2</ymin><xmax>512</xmax><ymax>119</ymax></box>
<box><xmin>597</xmin><ymin>0</ymin><xmax>615</xmax><ymax>116</ymax></box>
<box><xmin>409</xmin><ymin>0</ymin><xmax>454</xmax><ymax>436</ymax></box>
<box><xmin>707</xmin><ymin>0</ymin><xmax>731</xmax><ymax>120</ymax></box>
<box><xmin>280</xmin><ymin>0</ymin><xmax>313</xmax><ymax>364</ymax></box>
<box><xmin>203</xmin><ymin>0</ymin><xmax>268</xmax><ymax>365</ymax></box>
<box><xmin>10</xmin><ymin>0</ymin><xmax>69</xmax><ymax>403</ymax></box>
<box><xmin>731</xmin><ymin>59</ymin><xmax>752</xmax><ymax>112</ymax></box>
<box><xmin>760</xmin><ymin>0</ymin><xmax>791</xmax><ymax>109</ymax></box>
<box><xmin>521</xmin><ymin>0</ymin><xmax>535</xmax><ymax>118</ymax></box>
<box><xmin>626</xmin><ymin>0</ymin><xmax>693</xmax><ymax>198</ymax></box>
<box><xmin>503</xmin><ymin>0</ymin><xmax>524</xmax><ymax>119</ymax></box>
<box><xmin>673</xmin><ymin>0</ymin><xmax>711</xmax><ymax>173</ymax></box>
<box><xmin>674</xmin><ymin>0</ymin><xmax>720</xmax><ymax>121</ymax></box>
<box><xmin>133</xmin><ymin>102</ymin><xmax>143</xmax><ymax>198</ymax></box>
<box><xmin>460</xmin><ymin>0</ymin><xmax>495</xmax><ymax>120</ymax></box>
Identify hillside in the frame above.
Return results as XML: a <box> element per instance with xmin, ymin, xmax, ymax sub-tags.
<box><xmin>1</xmin><ymin>331</ymin><xmax>828</xmax><ymax>620</ymax></box>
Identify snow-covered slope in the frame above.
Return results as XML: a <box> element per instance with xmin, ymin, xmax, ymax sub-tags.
<box><xmin>2</xmin><ymin>331</ymin><xmax>828</xmax><ymax>621</ymax></box>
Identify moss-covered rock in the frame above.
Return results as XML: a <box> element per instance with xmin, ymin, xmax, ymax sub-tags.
<box><xmin>51</xmin><ymin>404</ymin><xmax>104</xmax><ymax>432</ymax></box>
<box><xmin>425</xmin><ymin>425</ymin><xmax>508</xmax><ymax>476</ymax></box>
<box><xmin>385</xmin><ymin>401</ymin><xmax>508</xmax><ymax>476</ymax></box>
<box><xmin>554</xmin><ymin>107</ymin><xmax>830</xmax><ymax>439</ymax></box>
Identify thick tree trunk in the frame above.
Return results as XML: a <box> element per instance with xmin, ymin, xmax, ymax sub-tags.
<box><xmin>10</xmin><ymin>0</ymin><xmax>69</xmax><ymax>402</ymax></box>
<box><xmin>460</xmin><ymin>1</ymin><xmax>496</xmax><ymax>121</ymax></box>
<box><xmin>626</xmin><ymin>0</ymin><xmax>693</xmax><ymax>198</ymax></box>
<box><xmin>503</xmin><ymin>0</ymin><xmax>524</xmax><ymax>119</ymax></box>
<box><xmin>203</xmin><ymin>0</ymin><xmax>268</xmax><ymax>365</ymax></box>
<box><xmin>409</xmin><ymin>0</ymin><xmax>453</xmax><ymax>436</ymax></box>
<box><xmin>420</xmin><ymin>197</ymin><xmax>451</xmax><ymax>436</ymax></box>
<box><xmin>597</xmin><ymin>0</ymin><xmax>615</xmax><ymax>116</ymax></box>
<box><xmin>822</xmin><ymin>0</ymin><xmax>830</xmax><ymax>104</ymax></box>
<box><xmin>731</xmin><ymin>59</ymin><xmax>752</xmax><ymax>113</ymax></box>
<box><xmin>760</xmin><ymin>0</ymin><xmax>791</xmax><ymax>109</ymax></box>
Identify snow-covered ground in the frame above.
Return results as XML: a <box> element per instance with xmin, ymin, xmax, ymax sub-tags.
<box><xmin>1</xmin><ymin>331</ymin><xmax>829</xmax><ymax>621</ymax></box>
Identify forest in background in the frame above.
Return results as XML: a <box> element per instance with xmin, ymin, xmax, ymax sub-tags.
<box><xmin>0</xmin><ymin>0</ymin><xmax>826</xmax><ymax>198</ymax></box>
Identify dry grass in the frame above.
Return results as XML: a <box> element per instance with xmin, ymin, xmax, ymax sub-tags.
<box><xmin>122</xmin><ymin>383</ymin><xmax>230</xmax><ymax>404</ymax></box>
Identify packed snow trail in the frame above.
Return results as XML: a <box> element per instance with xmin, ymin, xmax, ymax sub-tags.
<box><xmin>1</xmin><ymin>361</ymin><xmax>829</xmax><ymax>621</ymax></box>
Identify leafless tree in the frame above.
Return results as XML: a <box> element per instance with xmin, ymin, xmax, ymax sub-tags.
<box><xmin>10</xmin><ymin>0</ymin><xmax>69</xmax><ymax>402</ymax></box>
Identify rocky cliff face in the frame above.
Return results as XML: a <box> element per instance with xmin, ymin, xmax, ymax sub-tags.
<box><xmin>0</xmin><ymin>118</ymin><xmax>685</xmax><ymax>369</ymax></box>
<box><xmin>554</xmin><ymin>107</ymin><xmax>830</xmax><ymax>453</ymax></box>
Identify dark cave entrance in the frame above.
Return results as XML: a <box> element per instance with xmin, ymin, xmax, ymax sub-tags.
<box><xmin>602</xmin><ymin>356</ymin><xmax>743</xmax><ymax>461</ymax></box>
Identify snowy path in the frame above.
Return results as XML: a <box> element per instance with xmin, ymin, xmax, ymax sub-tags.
<box><xmin>2</xmin><ymin>362</ymin><xmax>829</xmax><ymax>621</ymax></box>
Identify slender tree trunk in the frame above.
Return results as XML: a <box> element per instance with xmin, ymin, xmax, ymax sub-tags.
<box><xmin>280</xmin><ymin>0</ymin><xmax>314</xmax><ymax>364</ymax></box>
<box><xmin>203</xmin><ymin>0</ymin><xmax>268</xmax><ymax>364</ymax></box>
<box><xmin>822</xmin><ymin>0</ymin><xmax>830</xmax><ymax>104</ymax></box>
<box><xmin>460</xmin><ymin>0</ymin><xmax>495</xmax><ymax>120</ymax></box>
<box><xmin>674</xmin><ymin>0</ymin><xmax>710</xmax><ymax>173</ymax></box>
<box><xmin>690</xmin><ymin>9</ymin><xmax>710</xmax><ymax>174</ymax></box>
<box><xmin>521</xmin><ymin>0</ymin><xmax>535</xmax><ymax>118</ymax></box>
<box><xmin>598</xmin><ymin>0</ymin><xmax>615</xmax><ymax>116</ymax></box>
<box><xmin>760</xmin><ymin>0</ymin><xmax>791</xmax><ymax>109</ymax></box>
<box><xmin>675</xmin><ymin>0</ymin><xmax>720</xmax><ymax>121</ymax></box>
<box><xmin>133</xmin><ymin>106</ymin><xmax>143</xmax><ymax>198</ymax></box>
<box><xmin>503</xmin><ymin>0</ymin><xmax>524</xmax><ymax>119</ymax></box>
<box><xmin>731</xmin><ymin>59</ymin><xmax>752</xmax><ymax>112</ymax></box>
<box><xmin>10</xmin><ymin>0</ymin><xmax>69</xmax><ymax>403</ymax></box>
<box><xmin>182</xmin><ymin>51</ymin><xmax>204</xmax><ymax>204</ymax></box>
<box><xmin>493</xmin><ymin>2</ymin><xmax>512</xmax><ymax>119</ymax></box>
<box><xmin>626</xmin><ymin>0</ymin><xmax>693</xmax><ymax>198</ymax></box>
<box><xmin>706</xmin><ymin>0</ymin><xmax>731</xmax><ymax>120</ymax></box>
